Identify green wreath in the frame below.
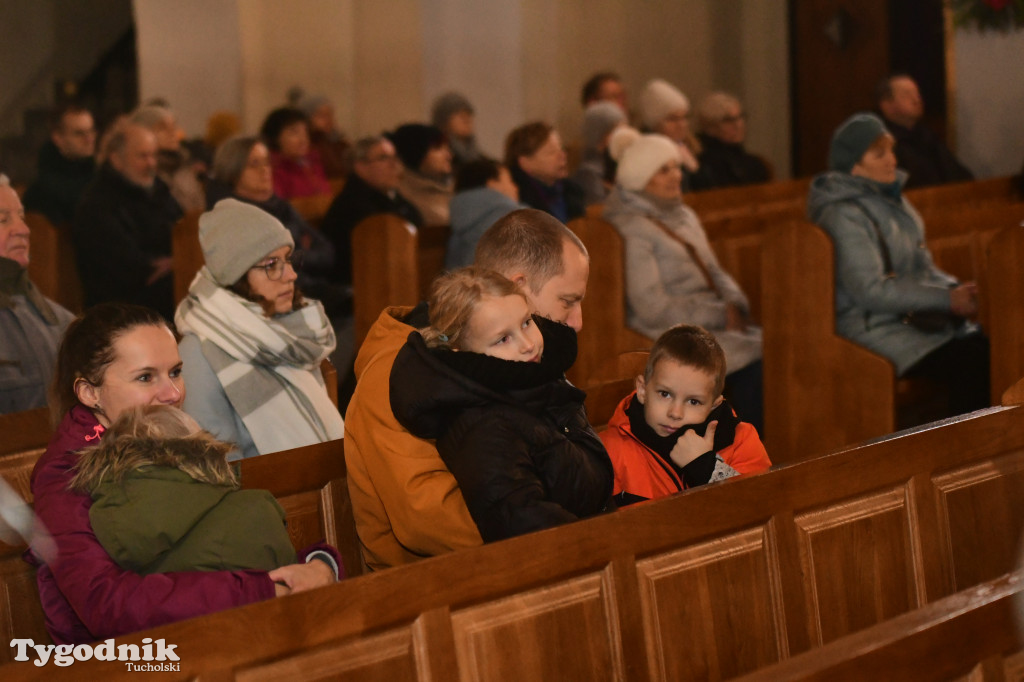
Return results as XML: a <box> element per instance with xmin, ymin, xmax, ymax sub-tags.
<box><xmin>949</xmin><ymin>0</ymin><xmax>1024</xmax><ymax>31</ymax></box>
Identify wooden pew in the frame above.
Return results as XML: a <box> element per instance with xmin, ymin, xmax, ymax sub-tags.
<box><xmin>685</xmin><ymin>177</ymin><xmax>812</xmax><ymax>223</ymax></box>
<box><xmin>762</xmin><ymin>204</ymin><xmax>1024</xmax><ymax>462</ymax></box>
<box><xmin>171</xmin><ymin>210</ymin><xmax>203</xmax><ymax>306</ymax></box>
<box><xmin>0</xmin><ymin>437</ymin><xmax>362</xmax><ymax>665</ymax></box>
<box><xmin>350</xmin><ymin>214</ymin><xmax>449</xmax><ymax>348</ymax></box>
<box><xmin>11</xmin><ymin>403</ymin><xmax>1024</xmax><ymax>680</ymax></box>
<box><xmin>566</xmin><ymin>216</ymin><xmax>653</xmax><ymax>385</ymax></box>
<box><xmin>288</xmin><ymin>193</ymin><xmax>335</xmax><ymax>228</ymax></box>
<box><xmin>24</xmin><ymin>212</ymin><xmax>83</xmax><ymax>313</ymax></box>
<box><xmin>904</xmin><ymin>174</ymin><xmax>1020</xmax><ymax>213</ymax></box>
<box><xmin>986</xmin><ymin>222</ymin><xmax>1024</xmax><ymax>402</ymax></box>
<box><xmin>734</xmin><ymin>571</ymin><xmax>1024</xmax><ymax>682</ymax></box>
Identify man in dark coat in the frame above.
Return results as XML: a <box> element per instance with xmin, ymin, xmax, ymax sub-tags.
<box><xmin>877</xmin><ymin>74</ymin><xmax>973</xmax><ymax>189</ymax></box>
<box><xmin>320</xmin><ymin>135</ymin><xmax>422</xmax><ymax>287</ymax></box>
<box><xmin>23</xmin><ymin>105</ymin><xmax>97</xmax><ymax>225</ymax></box>
<box><xmin>73</xmin><ymin>123</ymin><xmax>182</xmax><ymax>321</ymax></box>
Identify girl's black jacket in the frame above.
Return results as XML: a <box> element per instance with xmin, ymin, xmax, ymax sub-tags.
<box><xmin>390</xmin><ymin>315</ymin><xmax>614</xmax><ymax>543</ymax></box>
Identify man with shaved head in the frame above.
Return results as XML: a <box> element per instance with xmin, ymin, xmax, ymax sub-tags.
<box><xmin>73</xmin><ymin>122</ymin><xmax>182</xmax><ymax>320</ymax></box>
<box><xmin>344</xmin><ymin>208</ymin><xmax>590</xmax><ymax>570</ymax></box>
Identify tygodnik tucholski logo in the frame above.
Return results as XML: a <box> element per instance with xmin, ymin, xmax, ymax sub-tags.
<box><xmin>10</xmin><ymin>637</ymin><xmax>181</xmax><ymax>670</ymax></box>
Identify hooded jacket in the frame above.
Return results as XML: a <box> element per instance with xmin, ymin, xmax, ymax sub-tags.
<box><xmin>73</xmin><ymin>433</ymin><xmax>296</xmax><ymax>574</ymax></box>
<box><xmin>343</xmin><ymin>306</ymin><xmax>482</xmax><ymax>571</ymax></box>
<box><xmin>600</xmin><ymin>391</ymin><xmax>770</xmax><ymax>504</ymax></box>
<box><xmin>603</xmin><ymin>185</ymin><xmax>762</xmax><ymax>374</ymax></box>
<box><xmin>28</xmin><ymin>406</ymin><xmax>276</xmax><ymax>644</ymax></box>
<box><xmin>445</xmin><ymin>187</ymin><xmax>523</xmax><ymax>269</ymax></box>
<box><xmin>807</xmin><ymin>170</ymin><xmax>972</xmax><ymax>375</ymax></box>
<box><xmin>389</xmin><ymin>316</ymin><xmax>614</xmax><ymax>543</ymax></box>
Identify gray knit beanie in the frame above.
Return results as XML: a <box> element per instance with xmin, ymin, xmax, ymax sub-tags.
<box><xmin>639</xmin><ymin>79</ymin><xmax>690</xmax><ymax>130</ymax></box>
<box><xmin>582</xmin><ymin>101</ymin><xmax>627</xmax><ymax>151</ymax></box>
<box><xmin>616</xmin><ymin>134</ymin><xmax>682</xmax><ymax>191</ymax></box>
<box><xmin>431</xmin><ymin>92</ymin><xmax>474</xmax><ymax>130</ymax></box>
<box><xmin>199</xmin><ymin>198</ymin><xmax>294</xmax><ymax>286</ymax></box>
<box><xmin>829</xmin><ymin>113</ymin><xmax>889</xmax><ymax>173</ymax></box>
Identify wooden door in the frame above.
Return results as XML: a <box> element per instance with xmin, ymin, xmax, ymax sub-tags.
<box><xmin>791</xmin><ymin>0</ymin><xmax>890</xmax><ymax>176</ymax></box>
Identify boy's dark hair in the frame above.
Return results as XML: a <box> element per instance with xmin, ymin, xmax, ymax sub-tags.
<box><xmin>504</xmin><ymin>121</ymin><xmax>554</xmax><ymax>171</ymax></box>
<box><xmin>645</xmin><ymin>325</ymin><xmax>727</xmax><ymax>396</ymax></box>
<box><xmin>455</xmin><ymin>157</ymin><xmax>503</xmax><ymax>192</ymax></box>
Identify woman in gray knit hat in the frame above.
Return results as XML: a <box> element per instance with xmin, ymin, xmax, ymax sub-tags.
<box><xmin>807</xmin><ymin>112</ymin><xmax>989</xmax><ymax>420</ymax></box>
<box><xmin>175</xmin><ymin>198</ymin><xmax>345</xmax><ymax>459</ymax></box>
<box><xmin>431</xmin><ymin>91</ymin><xmax>483</xmax><ymax>172</ymax></box>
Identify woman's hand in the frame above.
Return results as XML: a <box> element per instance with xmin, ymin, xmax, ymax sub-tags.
<box><xmin>950</xmin><ymin>282</ymin><xmax>979</xmax><ymax>318</ymax></box>
<box><xmin>268</xmin><ymin>560</ymin><xmax>335</xmax><ymax>596</ymax></box>
<box><xmin>669</xmin><ymin>421</ymin><xmax>718</xmax><ymax>469</ymax></box>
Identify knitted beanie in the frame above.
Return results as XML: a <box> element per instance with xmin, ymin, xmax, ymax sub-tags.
<box><xmin>431</xmin><ymin>92</ymin><xmax>474</xmax><ymax>130</ymax></box>
<box><xmin>582</xmin><ymin>101</ymin><xmax>627</xmax><ymax>150</ymax></box>
<box><xmin>390</xmin><ymin>123</ymin><xmax>446</xmax><ymax>171</ymax></box>
<box><xmin>199</xmin><ymin>198</ymin><xmax>294</xmax><ymax>286</ymax></box>
<box><xmin>608</xmin><ymin>126</ymin><xmax>642</xmax><ymax>162</ymax></box>
<box><xmin>616</xmin><ymin>134</ymin><xmax>682</xmax><ymax>191</ymax></box>
<box><xmin>639</xmin><ymin>79</ymin><xmax>690</xmax><ymax>130</ymax></box>
<box><xmin>829</xmin><ymin>113</ymin><xmax>889</xmax><ymax>173</ymax></box>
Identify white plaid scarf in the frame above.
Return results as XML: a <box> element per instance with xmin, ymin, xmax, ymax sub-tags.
<box><xmin>175</xmin><ymin>268</ymin><xmax>344</xmax><ymax>454</ymax></box>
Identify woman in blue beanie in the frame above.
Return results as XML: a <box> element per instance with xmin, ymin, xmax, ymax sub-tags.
<box><xmin>807</xmin><ymin>112</ymin><xmax>990</xmax><ymax>419</ymax></box>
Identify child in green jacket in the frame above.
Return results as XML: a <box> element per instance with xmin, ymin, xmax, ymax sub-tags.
<box><xmin>70</xmin><ymin>404</ymin><xmax>299</xmax><ymax>574</ymax></box>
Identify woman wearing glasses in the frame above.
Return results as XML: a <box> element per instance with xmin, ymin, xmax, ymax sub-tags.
<box><xmin>175</xmin><ymin>199</ymin><xmax>345</xmax><ymax>459</ymax></box>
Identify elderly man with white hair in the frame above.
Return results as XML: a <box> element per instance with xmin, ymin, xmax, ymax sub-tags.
<box><xmin>0</xmin><ymin>174</ymin><xmax>75</xmax><ymax>413</ymax></box>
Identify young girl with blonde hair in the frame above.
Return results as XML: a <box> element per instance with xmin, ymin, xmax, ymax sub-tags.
<box><xmin>390</xmin><ymin>267</ymin><xmax>613</xmax><ymax>543</ymax></box>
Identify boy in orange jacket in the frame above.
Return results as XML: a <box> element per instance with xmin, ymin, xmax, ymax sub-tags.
<box><xmin>600</xmin><ymin>324</ymin><xmax>770</xmax><ymax>505</ymax></box>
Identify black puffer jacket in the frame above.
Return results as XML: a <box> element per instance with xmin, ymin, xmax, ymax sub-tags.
<box><xmin>390</xmin><ymin>316</ymin><xmax>613</xmax><ymax>543</ymax></box>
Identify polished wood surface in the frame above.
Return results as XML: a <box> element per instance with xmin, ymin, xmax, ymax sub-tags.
<box><xmin>986</xmin><ymin>222</ymin><xmax>1024</xmax><ymax>402</ymax></box>
<box><xmin>351</xmin><ymin>214</ymin><xmax>421</xmax><ymax>349</ymax></box>
<box><xmin>762</xmin><ymin>220</ymin><xmax>897</xmax><ymax>461</ymax></box>
<box><xmin>566</xmin><ymin>216</ymin><xmax>653</xmax><ymax>386</ymax></box>
<box><xmin>734</xmin><ymin>571</ymin><xmax>1024</xmax><ymax>681</ymax></box>
<box><xmin>171</xmin><ymin>210</ymin><xmax>203</xmax><ymax>306</ymax></box>
<box><xmin>24</xmin><ymin>212</ymin><xmax>83</xmax><ymax>313</ymax></box>
<box><xmin>10</xmin><ymin>403</ymin><xmax>1024</xmax><ymax>680</ymax></box>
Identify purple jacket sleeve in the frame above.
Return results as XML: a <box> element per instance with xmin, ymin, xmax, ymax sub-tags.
<box><xmin>30</xmin><ymin>428</ymin><xmax>276</xmax><ymax>644</ymax></box>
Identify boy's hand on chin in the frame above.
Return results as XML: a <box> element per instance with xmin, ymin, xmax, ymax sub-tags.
<box><xmin>669</xmin><ymin>420</ymin><xmax>718</xmax><ymax>469</ymax></box>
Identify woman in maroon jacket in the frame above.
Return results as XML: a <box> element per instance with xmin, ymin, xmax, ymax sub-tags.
<box><xmin>28</xmin><ymin>303</ymin><xmax>338</xmax><ymax>644</ymax></box>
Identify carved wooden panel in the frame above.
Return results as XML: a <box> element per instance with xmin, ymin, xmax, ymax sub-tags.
<box><xmin>635</xmin><ymin>526</ymin><xmax>784</xmax><ymax>680</ymax></box>
<box><xmin>450</xmin><ymin>569</ymin><xmax>623</xmax><ymax>682</ymax></box>
<box><xmin>236</xmin><ymin>627</ymin><xmax>420</xmax><ymax>682</ymax></box>
<box><xmin>277</xmin><ymin>490</ymin><xmax>328</xmax><ymax>553</ymax></box>
<box><xmin>794</xmin><ymin>486</ymin><xmax>921</xmax><ymax>645</ymax></box>
<box><xmin>932</xmin><ymin>452</ymin><xmax>1024</xmax><ymax>591</ymax></box>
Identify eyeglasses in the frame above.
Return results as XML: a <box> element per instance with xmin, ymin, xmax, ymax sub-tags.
<box><xmin>719</xmin><ymin>112</ymin><xmax>747</xmax><ymax>125</ymax></box>
<box><xmin>250</xmin><ymin>252</ymin><xmax>302</xmax><ymax>280</ymax></box>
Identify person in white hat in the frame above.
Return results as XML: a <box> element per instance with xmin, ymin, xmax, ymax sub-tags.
<box><xmin>175</xmin><ymin>198</ymin><xmax>345</xmax><ymax>460</ymax></box>
<box><xmin>638</xmin><ymin>79</ymin><xmax>702</xmax><ymax>191</ymax></box>
<box><xmin>604</xmin><ymin>133</ymin><xmax>763</xmax><ymax>433</ymax></box>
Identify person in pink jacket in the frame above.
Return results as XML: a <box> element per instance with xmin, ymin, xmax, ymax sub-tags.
<box><xmin>28</xmin><ymin>302</ymin><xmax>338</xmax><ymax>644</ymax></box>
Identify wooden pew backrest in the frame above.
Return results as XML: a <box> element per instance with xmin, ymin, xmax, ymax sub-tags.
<box><xmin>905</xmin><ymin>175</ymin><xmax>1020</xmax><ymax>212</ymax></box>
<box><xmin>762</xmin><ymin>221</ymin><xmax>897</xmax><ymax>461</ymax></box>
<box><xmin>734</xmin><ymin>571</ymin><xmax>1024</xmax><ymax>682</ymax></box>
<box><xmin>24</xmin><ymin>212</ymin><xmax>82</xmax><ymax>313</ymax></box>
<box><xmin>567</xmin><ymin>216</ymin><xmax>653</xmax><ymax>385</ymax></box>
<box><xmin>351</xmin><ymin>215</ymin><xmax>420</xmax><ymax>349</ymax></box>
<box><xmin>171</xmin><ymin>211</ymin><xmax>203</xmax><ymax>307</ymax></box>
<box><xmin>16</xmin><ymin>403</ymin><xmax>1024</xmax><ymax>680</ymax></box>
